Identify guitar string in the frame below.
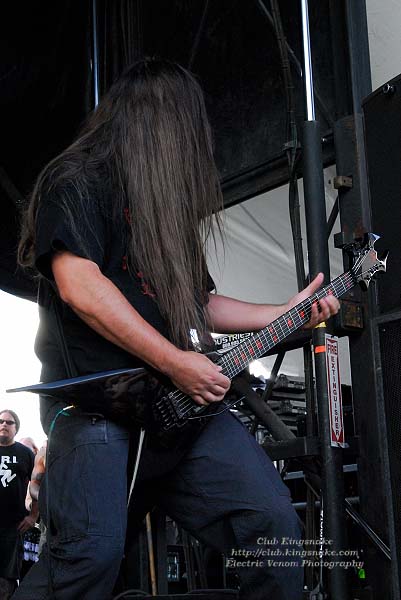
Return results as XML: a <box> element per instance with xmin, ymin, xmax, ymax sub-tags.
<box><xmin>164</xmin><ymin>264</ymin><xmax>369</xmax><ymax>420</ymax></box>
<box><xmin>170</xmin><ymin>273</ymin><xmax>353</xmax><ymax>417</ymax></box>
<box><xmin>168</xmin><ymin>292</ymin><xmax>331</xmax><ymax>417</ymax></box>
<box><xmin>169</xmin><ymin>270</ymin><xmax>356</xmax><ymax>418</ymax></box>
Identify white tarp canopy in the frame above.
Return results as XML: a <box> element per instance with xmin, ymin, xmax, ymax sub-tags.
<box><xmin>207</xmin><ymin>167</ymin><xmax>348</xmax><ymax>381</ymax></box>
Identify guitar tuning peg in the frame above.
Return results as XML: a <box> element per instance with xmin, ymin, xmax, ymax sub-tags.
<box><xmin>366</xmin><ymin>232</ymin><xmax>380</xmax><ymax>248</ymax></box>
<box><xmin>379</xmin><ymin>250</ymin><xmax>389</xmax><ymax>273</ymax></box>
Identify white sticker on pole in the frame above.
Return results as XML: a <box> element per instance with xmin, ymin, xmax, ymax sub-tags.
<box><xmin>325</xmin><ymin>335</ymin><xmax>345</xmax><ymax>448</ymax></box>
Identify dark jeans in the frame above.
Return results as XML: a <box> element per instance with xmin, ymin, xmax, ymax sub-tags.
<box><xmin>14</xmin><ymin>411</ymin><xmax>303</xmax><ymax>600</ymax></box>
<box><xmin>13</xmin><ymin>413</ymin><xmax>129</xmax><ymax>600</ymax></box>
<box><xmin>0</xmin><ymin>527</ymin><xmax>23</xmax><ymax>581</ymax></box>
<box><xmin>0</xmin><ymin>526</ymin><xmax>22</xmax><ymax>600</ymax></box>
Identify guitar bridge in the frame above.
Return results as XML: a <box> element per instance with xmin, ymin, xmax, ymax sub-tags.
<box><xmin>154</xmin><ymin>394</ymin><xmax>183</xmax><ymax>431</ymax></box>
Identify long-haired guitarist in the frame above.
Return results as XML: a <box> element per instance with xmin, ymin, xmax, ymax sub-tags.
<box><xmin>15</xmin><ymin>58</ymin><xmax>339</xmax><ymax>600</ymax></box>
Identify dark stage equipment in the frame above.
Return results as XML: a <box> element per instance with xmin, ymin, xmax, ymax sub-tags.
<box><xmin>113</xmin><ymin>594</ymin><xmax>238</xmax><ymax>600</ymax></box>
<box><xmin>331</xmin><ymin>69</ymin><xmax>401</xmax><ymax>599</ymax></box>
<box><xmin>355</xmin><ymin>74</ymin><xmax>401</xmax><ymax>600</ymax></box>
<box><xmin>372</xmin><ymin>313</ymin><xmax>401</xmax><ymax>600</ymax></box>
<box><xmin>0</xmin><ymin>0</ymin><xmax>353</xmax><ymax>299</ymax></box>
<box><xmin>362</xmin><ymin>73</ymin><xmax>401</xmax><ymax>315</ymax></box>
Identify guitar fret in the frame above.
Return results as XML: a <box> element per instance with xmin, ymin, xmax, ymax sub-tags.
<box><xmin>294</xmin><ymin>306</ymin><xmax>305</xmax><ymax>325</ymax></box>
<box><xmin>267</xmin><ymin>323</ymin><xmax>278</xmax><ymax>344</ymax></box>
<box><xmin>289</xmin><ymin>307</ymin><xmax>301</xmax><ymax>328</ymax></box>
<box><xmin>276</xmin><ymin>317</ymin><xmax>286</xmax><ymax>340</ymax></box>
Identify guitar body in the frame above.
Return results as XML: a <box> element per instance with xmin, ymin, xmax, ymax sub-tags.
<box><xmin>76</xmin><ymin>365</ymin><xmax>222</xmax><ymax>446</ymax></box>
<box><xmin>7</xmin><ymin>366</ymin><xmax>209</xmax><ymax>447</ymax></box>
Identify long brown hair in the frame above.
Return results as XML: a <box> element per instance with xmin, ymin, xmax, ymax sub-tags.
<box><xmin>19</xmin><ymin>58</ymin><xmax>224</xmax><ymax>348</ymax></box>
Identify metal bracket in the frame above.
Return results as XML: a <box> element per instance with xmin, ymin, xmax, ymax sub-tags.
<box><xmin>338</xmin><ymin>300</ymin><xmax>364</xmax><ymax>330</ymax></box>
<box><xmin>333</xmin><ymin>175</ymin><xmax>353</xmax><ymax>189</ymax></box>
<box><xmin>333</xmin><ymin>231</ymin><xmax>356</xmax><ymax>249</ymax></box>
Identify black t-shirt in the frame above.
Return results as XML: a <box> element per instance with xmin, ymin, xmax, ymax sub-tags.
<box><xmin>34</xmin><ymin>175</ymin><xmax>214</xmax><ymax>432</ymax></box>
<box><xmin>0</xmin><ymin>442</ymin><xmax>34</xmax><ymax>526</ymax></box>
<box><xmin>35</xmin><ymin>178</ymin><xmax>169</xmax><ymax>378</ymax></box>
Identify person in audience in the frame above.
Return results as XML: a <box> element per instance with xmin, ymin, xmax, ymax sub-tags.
<box><xmin>0</xmin><ymin>410</ymin><xmax>37</xmax><ymax>600</ymax></box>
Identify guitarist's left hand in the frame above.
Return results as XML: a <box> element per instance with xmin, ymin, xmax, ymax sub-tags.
<box><xmin>207</xmin><ymin>272</ymin><xmax>340</xmax><ymax>334</ymax></box>
<box><xmin>286</xmin><ymin>272</ymin><xmax>340</xmax><ymax>329</ymax></box>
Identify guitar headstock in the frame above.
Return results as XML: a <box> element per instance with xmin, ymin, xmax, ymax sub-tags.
<box><xmin>347</xmin><ymin>233</ymin><xmax>388</xmax><ymax>290</ymax></box>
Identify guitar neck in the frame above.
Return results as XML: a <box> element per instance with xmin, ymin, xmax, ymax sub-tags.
<box><xmin>217</xmin><ymin>270</ymin><xmax>356</xmax><ymax>380</ymax></box>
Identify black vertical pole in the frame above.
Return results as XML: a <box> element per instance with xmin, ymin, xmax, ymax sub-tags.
<box><xmin>300</xmin><ymin>1</ymin><xmax>349</xmax><ymax>598</ymax></box>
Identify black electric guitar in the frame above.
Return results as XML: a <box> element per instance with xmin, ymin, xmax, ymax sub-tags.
<box><xmin>8</xmin><ymin>233</ymin><xmax>387</xmax><ymax>435</ymax></box>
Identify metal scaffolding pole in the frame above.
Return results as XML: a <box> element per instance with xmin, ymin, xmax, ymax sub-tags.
<box><xmin>91</xmin><ymin>0</ymin><xmax>100</xmax><ymax>108</ymax></box>
<box><xmin>300</xmin><ymin>1</ymin><xmax>349</xmax><ymax>598</ymax></box>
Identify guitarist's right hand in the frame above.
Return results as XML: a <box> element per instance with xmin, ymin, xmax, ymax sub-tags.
<box><xmin>166</xmin><ymin>351</ymin><xmax>230</xmax><ymax>406</ymax></box>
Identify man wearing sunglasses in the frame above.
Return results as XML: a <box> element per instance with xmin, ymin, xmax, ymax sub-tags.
<box><xmin>0</xmin><ymin>410</ymin><xmax>37</xmax><ymax>600</ymax></box>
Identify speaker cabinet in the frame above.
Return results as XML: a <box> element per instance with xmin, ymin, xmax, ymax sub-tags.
<box><xmin>362</xmin><ymin>73</ymin><xmax>401</xmax><ymax>314</ymax></box>
<box><xmin>372</xmin><ymin>311</ymin><xmax>401</xmax><ymax>599</ymax></box>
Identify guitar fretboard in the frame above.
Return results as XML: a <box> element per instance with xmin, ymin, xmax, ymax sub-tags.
<box><xmin>157</xmin><ymin>238</ymin><xmax>385</xmax><ymax>429</ymax></box>
<box><xmin>216</xmin><ymin>270</ymin><xmax>355</xmax><ymax>380</ymax></box>
<box><xmin>167</xmin><ymin>269</ymin><xmax>357</xmax><ymax>421</ymax></box>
